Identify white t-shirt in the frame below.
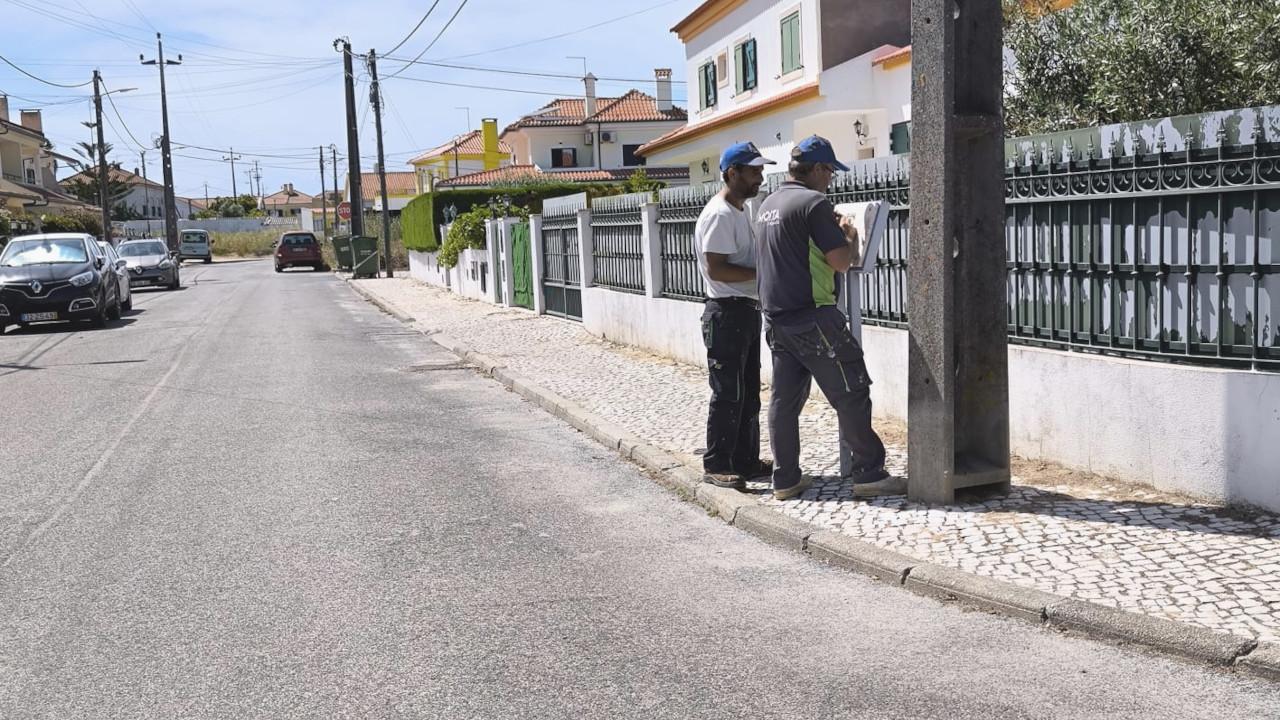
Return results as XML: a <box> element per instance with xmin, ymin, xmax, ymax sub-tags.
<box><xmin>695</xmin><ymin>194</ymin><xmax>757</xmax><ymax>299</ymax></box>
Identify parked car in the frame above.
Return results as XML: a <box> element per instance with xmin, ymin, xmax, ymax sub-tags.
<box><xmin>96</xmin><ymin>240</ymin><xmax>133</xmax><ymax>313</ymax></box>
<box><xmin>179</xmin><ymin>229</ymin><xmax>213</xmax><ymax>264</ymax></box>
<box><xmin>274</xmin><ymin>232</ymin><xmax>326</xmax><ymax>272</ymax></box>
<box><xmin>117</xmin><ymin>239</ymin><xmax>180</xmax><ymax>290</ymax></box>
<box><xmin>0</xmin><ymin>232</ymin><xmax>122</xmax><ymax>332</ymax></box>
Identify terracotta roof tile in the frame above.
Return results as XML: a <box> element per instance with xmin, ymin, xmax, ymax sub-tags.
<box><xmin>872</xmin><ymin>45</ymin><xmax>911</xmax><ymax>67</ymax></box>
<box><xmin>263</xmin><ymin>188</ymin><xmax>314</xmax><ymax>204</ymax></box>
<box><xmin>408</xmin><ymin>129</ymin><xmax>513</xmax><ymax>165</ymax></box>
<box><xmin>437</xmin><ymin>164</ymin><xmax>688</xmax><ymax>188</ymax></box>
<box><xmin>359</xmin><ymin>171</ymin><xmax>418</xmax><ymax>201</ymax></box>
<box><xmin>60</xmin><ymin>166</ymin><xmax>162</xmax><ymax>191</ymax></box>
<box><xmin>588</xmin><ymin>90</ymin><xmax>687</xmax><ymax>123</ymax></box>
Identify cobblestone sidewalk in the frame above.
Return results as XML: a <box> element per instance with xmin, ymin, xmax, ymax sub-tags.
<box><xmin>355</xmin><ymin>277</ymin><xmax>1280</xmax><ymax>644</ymax></box>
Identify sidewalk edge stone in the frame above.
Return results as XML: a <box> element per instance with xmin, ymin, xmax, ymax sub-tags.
<box><xmin>695</xmin><ymin>485</ymin><xmax>755</xmax><ymax>524</ymax></box>
<box><xmin>735</xmin><ymin>505</ymin><xmax>813</xmax><ymax>551</ymax></box>
<box><xmin>1045</xmin><ymin>598</ymin><xmax>1257</xmax><ymax>666</ymax></box>
<box><xmin>806</xmin><ymin>532</ymin><xmax>915</xmax><ymax>585</ymax></box>
<box><xmin>1238</xmin><ymin>641</ymin><xmax>1280</xmax><ymax>682</ymax></box>
<box><xmin>660</xmin><ymin>466</ymin><xmax>704</xmax><ymax>498</ymax></box>
<box><xmin>345</xmin><ymin>279</ymin><xmax>415</xmax><ymax>323</ymax></box>
<box><xmin>904</xmin><ymin>563</ymin><xmax>1059</xmax><ymax>624</ymax></box>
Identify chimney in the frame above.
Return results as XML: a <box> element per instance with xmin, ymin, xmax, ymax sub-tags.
<box><xmin>0</xmin><ymin>95</ymin><xmax>8</xmax><ymax>123</ymax></box>
<box><xmin>20</xmin><ymin>109</ymin><xmax>42</xmax><ymax>134</ymax></box>
<box><xmin>584</xmin><ymin>73</ymin><xmax>598</xmax><ymax>117</ymax></box>
<box><xmin>481</xmin><ymin>118</ymin><xmax>500</xmax><ymax>170</ymax></box>
<box><xmin>283</xmin><ymin>182</ymin><xmax>294</xmax><ymax>194</ymax></box>
<box><xmin>655</xmin><ymin>69</ymin><xmax>673</xmax><ymax>112</ymax></box>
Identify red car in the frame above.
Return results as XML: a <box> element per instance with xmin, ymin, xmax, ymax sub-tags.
<box><xmin>273</xmin><ymin>232</ymin><xmax>327</xmax><ymax>272</ymax></box>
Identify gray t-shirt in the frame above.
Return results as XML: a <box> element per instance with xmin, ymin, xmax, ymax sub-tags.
<box><xmin>695</xmin><ymin>194</ymin><xmax>757</xmax><ymax>299</ymax></box>
<box><xmin>755</xmin><ymin>180</ymin><xmax>847</xmax><ymax>323</ymax></box>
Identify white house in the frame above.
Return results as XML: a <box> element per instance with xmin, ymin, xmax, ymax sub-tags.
<box><xmin>490</xmin><ymin>71</ymin><xmax>691</xmax><ymax>185</ymax></box>
<box><xmin>58</xmin><ymin>166</ymin><xmax>199</xmax><ymax>221</ymax></box>
<box><xmin>638</xmin><ymin>0</ymin><xmax>914</xmax><ymax>181</ymax></box>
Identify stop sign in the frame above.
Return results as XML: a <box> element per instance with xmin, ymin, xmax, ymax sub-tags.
<box><xmin>336</xmin><ymin>202</ymin><xmax>352</xmax><ymax>221</ymax></box>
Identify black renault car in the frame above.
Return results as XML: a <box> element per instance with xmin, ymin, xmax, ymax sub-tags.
<box><xmin>0</xmin><ymin>232</ymin><xmax>123</xmax><ymax>333</ymax></box>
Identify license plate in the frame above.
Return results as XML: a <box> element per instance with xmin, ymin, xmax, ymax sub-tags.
<box><xmin>21</xmin><ymin>312</ymin><xmax>56</xmax><ymax>322</ymax></box>
<box><xmin>293</xmin><ymin>247</ymin><xmax>308</xmax><ymax>253</ymax></box>
<box><xmin>131</xmin><ymin>279</ymin><xmax>153</xmax><ymax>286</ymax></box>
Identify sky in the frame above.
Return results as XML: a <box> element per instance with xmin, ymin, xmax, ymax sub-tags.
<box><xmin>2</xmin><ymin>0</ymin><xmax>695</xmax><ymax>201</ymax></box>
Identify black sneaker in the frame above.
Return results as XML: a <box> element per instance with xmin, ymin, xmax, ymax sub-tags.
<box><xmin>703</xmin><ymin>472</ymin><xmax>746</xmax><ymax>491</ymax></box>
<box><xmin>733</xmin><ymin>459</ymin><xmax>773</xmax><ymax>482</ymax></box>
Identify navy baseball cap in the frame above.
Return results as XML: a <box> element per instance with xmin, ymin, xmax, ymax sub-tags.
<box><xmin>791</xmin><ymin>135</ymin><xmax>849</xmax><ymax>171</ymax></box>
<box><xmin>719</xmin><ymin>142</ymin><xmax>776</xmax><ymax>172</ymax></box>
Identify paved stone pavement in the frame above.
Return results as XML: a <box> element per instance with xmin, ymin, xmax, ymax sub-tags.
<box><xmin>355</xmin><ymin>277</ymin><xmax>1280</xmax><ymax>644</ymax></box>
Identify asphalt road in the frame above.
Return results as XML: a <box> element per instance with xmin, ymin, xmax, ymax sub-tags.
<box><xmin>1</xmin><ymin>259</ymin><xmax>1276</xmax><ymax>719</ymax></box>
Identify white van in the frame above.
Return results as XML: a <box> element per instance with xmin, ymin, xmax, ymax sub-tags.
<box><xmin>179</xmin><ymin>229</ymin><xmax>213</xmax><ymax>264</ymax></box>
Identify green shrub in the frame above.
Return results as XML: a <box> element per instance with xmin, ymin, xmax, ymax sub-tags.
<box><xmin>437</xmin><ymin>205</ymin><xmax>489</xmax><ymax>268</ymax></box>
<box><xmin>40</xmin><ymin>211</ymin><xmax>102</xmax><ymax>238</ymax></box>
<box><xmin>401</xmin><ymin>194</ymin><xmax>437</xmax><ymax>252</ymax></box>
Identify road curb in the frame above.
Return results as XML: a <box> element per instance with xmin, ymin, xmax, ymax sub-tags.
<box><xmin>345</xmin><ymin>280</ymin><xmax>1279</xmax><ymax>683</ymax></box>
<box><xmin>904</xmin><ymin>563</ymin><xmax>1062</xmax><ymax>624</ymax></box>
<box><xmin>1045</xmin><ymin>599</ymin><xmax>1256</xmax><ymax>666</ymax></box>
<box><xmin>345</xmin><ymin>279</ymin><xmax>415</xmax><ymax>323</ymax></box>
<box><xmin>806</xmin><ymin>532</ymin><xmax>916</xmax><ymax>585</ymax></box>
<box><xmin>1238</xmin><ymin>641</ymin><xmax>1280</xmax><ymax>682</ymax></box>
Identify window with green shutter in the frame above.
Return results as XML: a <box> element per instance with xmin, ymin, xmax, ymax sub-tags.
<box><xmin>780</xmin><ymin>12</ymin><xmax>801</xmax><ymax>75</ymax></box>
<box><xmin>699</xmin><ymin>61</ymin><xmax>717</xmax><ymax>109</ymax></box>
<box><xmin>734</xmin><ymin>38</ymin><xmax>757</xmax><ymax>94</ymax></box>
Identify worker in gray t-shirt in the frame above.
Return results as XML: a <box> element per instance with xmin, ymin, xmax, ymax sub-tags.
<box><xmin>694</xmin><ymin>142</ymin><xmax>776</xmax><ymax>491</ymax></box>
<box><xmin>755</xmin><ymin>135</ymin><xmax>902</xmax><ymax>500</ymax></box>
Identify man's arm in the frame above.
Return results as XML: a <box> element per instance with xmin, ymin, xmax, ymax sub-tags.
<box><xmin>704</xmin><ymin>252</ymin><xmax>756</xmax><ymax>282</ymax></box>
<box><xmin>809</xmin><ymin>199</ymin><xmax>854</xmax><ymax>272</ymax></box>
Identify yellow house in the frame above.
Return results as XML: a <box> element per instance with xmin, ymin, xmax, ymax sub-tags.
<box><xmin>408</xmin><ymin>118</ymin><xmax>511</xmax><ymax>193</ymax></box>
<box><xmin>1</xmin><ymin>100</ymin><xmax>87</xmax><ymax>219</ymax></box>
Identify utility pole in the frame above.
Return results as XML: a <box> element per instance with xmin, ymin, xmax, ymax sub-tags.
<box><xmin>203</xmin><ymin>182</ymin><xmax>209</xmax><ymax>209</ymax></box>
<box><xmin>334</xmin><ymin>38</ymin><xmax>364</xmax><ymax>236</ymax></box>
<box><xmin>140</xmin><ymin>33</ymin><xmax>181</xmax><ymax>252</ymax></box>
<box><xmin>244</xmin><ymin>168</ymin><xmax>255</xmax><ymax>210</ymax></box>
<box><xmin>139</xmin><ymin>149</ymin><xmax>150</xmax><ymax>235</ymax></box>
<box><xmin>91</xmin><ymin>70</ymin><xmax>112</xmax><ymax>245</ymax></box>
<box><xmin>253</xmin><ymin>160</ymin><xmax>263</xmax><ymax>211</ymax></box>
<box><xmin>330</xmin><ymin>144</ymin><xmax>341</xmax><ymax>232</ymax></box>
<box><xmin>222</xmin><ymin>147</ymin><xmax>241</xmax><ymax>198</ymax></box>
<box><xmin>367</xmin><ymin>49</ymin><xmax>392</xmax><ymax>278</ymax></box>
<box><xmin>319</xmin><ymin>146</ymin><xmax>328</xmax><ymax>238</ymax></box>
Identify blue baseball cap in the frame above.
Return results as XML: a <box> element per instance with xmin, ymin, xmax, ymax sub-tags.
<box><xmin>791</xmin><ymin>135</ymin><xmax>849</xmax><ymax>171</ymax></box>
<box><xmin>719</xmin><ymin>141</ymin><xmax>776</xmax><ymax>172</ymax></box>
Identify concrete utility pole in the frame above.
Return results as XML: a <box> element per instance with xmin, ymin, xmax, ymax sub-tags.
<box><xmin>91</xmin><ymin>71</ymin><xmax>112</xmax><ymax>244</ymax></box>
<box><xmin>139</xmin><ymin>149</ymin><xmax>150</xmax><ymax>234</ymax></box>
<box><xmin>334</xmin><ymin>38</ymin><xmax>364</xmax><ymax>236</ymax></box>
<box><xmin>253</xmin><ymin>160</ymin><xmax>263</xmax><ymax>211</ymax></box>
<box><xmin>906</xmin><ymin>0</ymin><xmax>1010</xmax><ymax>503</ymax></box>
<box><xmin>319</xmin><ymin>145</ymin><xmax>328</xmax><ymax>238</ymax></box>
<box><xmin>367</xmin><ymin>49</ymin><xmax>392</xmax><ymax>277</ymax></box>
<box><xmin>221</xmin><ymin>147</ymin><xmax>240</xmax><ymax>201</ymax></box>
<box><xmin>140</xmin><ymin>33</ymin><xmax>181</xmax><ymax>252</ymax></box>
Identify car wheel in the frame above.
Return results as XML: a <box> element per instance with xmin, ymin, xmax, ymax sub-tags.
<box><xmin>203</xmin><ymin>256</ymin><xmax>212</xmax><ymax>264</ymax></box>
<box><xmin>90</xmin><ymin>293</ymin><xmax>108</xmax><ymax>328</ymax></box>
<box><xmin>108</xmin><ymin>292</ymin><xmax>122</xmax><ymax>321</ymax></box>
<box><xmin>275</xmin><ymin>264</ymin><xmax>283</xmax><ymax>273</ymax></box>
<box><xmin>122</xmin><ymin>293</ymin><xmax>133</xmax><ymax>312</ymax></box>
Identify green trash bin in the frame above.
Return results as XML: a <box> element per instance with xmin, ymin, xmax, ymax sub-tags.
<box><xmin>350</xmin><ymin>236</ymin><xmax>380</xmax><ymax>279</ymax></box>
<box><xmin>330</xmin><ymin>235</ymin><xmax>353</xmax><ymax>271</ymax></box>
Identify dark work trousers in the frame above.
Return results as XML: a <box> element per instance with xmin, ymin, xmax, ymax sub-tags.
<box><xmin>701</xmin><ymin>297</ymin><xmax>763</xmax><ymax>475</ymax></box>
<box><xmin>766</xmin><ymin>306</ymin><xmax>886</xmax><ymax>490</ymax></box>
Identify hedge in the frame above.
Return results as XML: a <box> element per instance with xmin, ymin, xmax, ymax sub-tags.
<box><xmin>401</xmin><ymin>193</ymin><xmax>437</xmax><ymax>252</ymax></box>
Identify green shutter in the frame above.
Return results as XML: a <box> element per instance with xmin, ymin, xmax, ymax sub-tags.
<box><xmin>781</xmin><ymin>13</ymin><xmax>801</xmax><ymax>74</ymax></box>
<box><xmin>734</xmin><ymin>44</ymin><xmax>745</xmax><ymax>94</ymax></box>
<box><xmin>744</xmin><ymin>39</ymin><xmax>757</xmax><ymax>90</ymax></box>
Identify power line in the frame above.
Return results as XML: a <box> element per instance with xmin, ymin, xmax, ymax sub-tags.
<box><xmin>385</xmin><ymin>0</ymin><xmax>473</xmax><ymax>80</ymax></box>
<box><xmin>101</xmin><ymin>80</ymin><xmax>148</xmax><ymax>151</ymax></box>
<box><xmin>0</xmin><ymin>52</ymin><xmax>92</xmax><ymax>88</ymax></box>
<box><xmin>380</xmin><ymin>56</ymin><xmax>686</xmax><ymax>84</ymax></box>
<box><xmin>443</xmin><ymin>0</ymin><xmax>683</xmax><ymax>61</ymax></box>
<box><xmin>384</xmin><ymin>0</ymin><xmax>445</xmax><ymax>57</ymax></box>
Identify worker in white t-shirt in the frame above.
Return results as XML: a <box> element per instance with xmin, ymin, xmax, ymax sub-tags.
<box><xmin>694</xmin><ymin>141</ymin><xmax>776</xmax><ymax>491</ymax></box>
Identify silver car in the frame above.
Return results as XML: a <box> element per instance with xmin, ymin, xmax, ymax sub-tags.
<box><xmin>96</xmin><ymin>240</ymin><xmax>133</xmax><ymax>312</ymax></box>
<box><xmin>117</xmin><ymin>239</ymin><xmax>180</xmax><ymax>290</ymax></box>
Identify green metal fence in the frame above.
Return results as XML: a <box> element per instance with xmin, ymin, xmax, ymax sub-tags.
<box><xmin>541</xmin><ymin>194</ymin><xmax>584</xmax><ymax>321</ymax></box>
<box><xmin>657</xmin><ymin>185</ymin><xmax>719</xmax><ymax>301</ymax></box>
<box><xmin>822</xmin><ymin>110</ymin><xmax>1280</xmax><ymax>373</ymax></box>
<box><xmin>590</xmin><ymin>192</ymin><xmax>648</xmax><ymax>294</ymax></box>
